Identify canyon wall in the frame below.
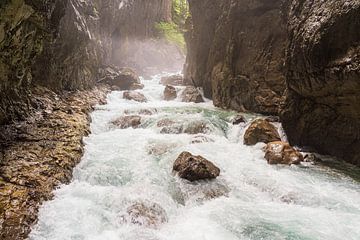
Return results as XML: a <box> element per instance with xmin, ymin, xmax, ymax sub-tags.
<box><xmin>185</xmin><ymin>0</ymin><xmax>287</xmax><ymax>115</ymax></box>
<box><xmin>0</xmin><ymin>0</ymin><xmax>173</xmax><ymax>125</ymax></box>
<box><xmin>185</xmin><ymin>0</ymin><xmax>360</xmax><ymax>165</ymax></box>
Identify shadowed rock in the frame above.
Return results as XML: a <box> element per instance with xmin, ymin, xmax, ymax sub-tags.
<box><xmin>102</xmin><ymin>67</ymin><xmax>141</xmax><ymax>90</ymax></box>
<box><xmin>123</xmin><ymin>91</ymin><xmax>147</xmax><ymax>102</ymax></box>
<box><xmin>232</xmin><ymin>114</ymin><xmax>246</xmax><ymax>125</ymax></box>
<box><xmin>265</xmin><ymin>141</ymin><xmax>303</xmax><ymax>165</ymax></box>
<box><xmin>173</xmin><ymin>151</ymin><xmax>220</xmax><ymax>181</ymax></box>
<box><xmin>244</xmin><ymin>119</ymin><xmax>280</xmax><ymax>145</ymax></box>
<box><xmin>181</xmin><ymin>86</ymin><xmax>204</xmax><ymax>103</ymax></box>
<box><xmin>112</xmin><ymin>115</ymin><xmax>141</xmax><ymax>129</ymax></box>
<box><xmin>164</xmin><ymin>85</ymin><xmax>177</xmax><ymax>101</ymax></box>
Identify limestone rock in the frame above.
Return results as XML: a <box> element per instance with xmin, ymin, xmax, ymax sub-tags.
<box><xmin>183</xmin><ymin>121</ymin><xmax>210</xmax><ymax>134</ymax></box>
<box><xmin>181</xmin><ymin>86</ymin><xmax>204</xmax><ymax>103</ymax></box>
<box><xmin>264</xmin><ymin>141</ymin><xmax>303</xmax><ymax>165</ymax></box>
<box><xmin>164</xmin><ymin>85</ymin><xmax>177</xmax><ymax>101</ymax></box>
<box><xmin>244</xmin><ymin>119</ymin><xmax>281</xmax><ymax>145</ymax></box>
<box><xmin>173</xmin><ymin>152</ymin><xmax>220</xmax><ymax>181</ymax></box>
<box><xmin>123</xmin><ymin>91</ymin><xmax>147</xmax><ymax>102</ymax></box>
<box><xmin>112</xmin><ymin>115</ymin><xmax>141</xmax><ymax>129</ymax></box>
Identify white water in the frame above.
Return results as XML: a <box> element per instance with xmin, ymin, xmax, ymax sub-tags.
<box><xmin>30</xmin><ymin>74</ymin><xmax>360</xmax><ymax>240</ymax></box>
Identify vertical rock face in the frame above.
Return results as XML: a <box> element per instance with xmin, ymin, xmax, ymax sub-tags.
<box><xmin>185</xmin><ymin>0</ymin><xmax>287</xmax><ymax>115</ymax></box>
<box><xmin>281</xmin><ymin>0</ymin><xmax>360</xmax><ymax>166</ymax></box>
<box><xmin>0</xmin><ymin>0</ymin><xmax>173</xmax><ymax>124</ymax></box>
<box><xmin>185</xmin><ymin>0</ymin><xmax>360</xmax><ymax>166</ymax></box>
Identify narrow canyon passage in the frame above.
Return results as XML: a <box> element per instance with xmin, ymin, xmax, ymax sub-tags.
<box><xmin>29</xmin><ymin>74</ymin><xmax>360</xmax><ymax>240</ymax></box>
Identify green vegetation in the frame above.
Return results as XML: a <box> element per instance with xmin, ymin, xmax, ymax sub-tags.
<box><xmin>154</xmin><ymin>0</ymin><xmax>189</xmax><ymax>52</ymax></box>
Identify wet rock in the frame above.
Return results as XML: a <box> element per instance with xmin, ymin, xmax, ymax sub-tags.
<box><xmin>160</xmin><ymin>75</ymin><xmax>184</xmax><ymax>86</ymax></box>
<box><xmin>244</xmin><ymin>119</ymin><xmax>281</xmax><ymax>145</ymax></box>
<box><xmin>264</xmin><ymin>116</ymin><xmax>280</xmax><ymax>122</ymax></box>
<box><xmin>264</xmin><ymin>141</ymin><xmax>303</xmax><ymax>165</ymax></box>
<box><xmin>304</xmin><ymin>153</ymin><xmax>323</xmax><ymax>163</ymax></box>
<box><xmin>129</xmin><ymin>83</ymin><xmax>145</xmax><ymax>90</ymax></box>
<box><xmin>120</xmin><ymin>201</ymin><xmax>168</xmax><ymax>229</ymax></box>
<box><xmin>190</xmin><ymin>135</ymin><xmax>214</xmax><ymax>144</ymax></box>
<box><xmin>183</xmin><ymin>121</ymin><xmax>210</xmax><ymax>134</ymax></box>
<box><xmin>163</xmin><ymin>85</ymin><xmax>177</xmax><ymax>101</ymax></box>
<box><xmin>157</xmin><ymin>119</ymin><xmax>176</xmax><ymax>127</ymax></box>
<box><xmin>232</xmin><ymin>114</ymin><xmax>246</xmax><ymax>125</ymax></box>
<box><xmin>112</xmin><ymin>115</ymin><xmax>142</xmax><ymax>129</ymax></box>
<box><xmin>160</xmin><ymin>125</ymin><xmax>183</xmax><ymax>134</ymax></box>
<box><xmin>125</xmin><ymin>109</ymin><xmax>157</xmax><ymax>116</ymax></box>
<box><xmin>173</xmin><ymin>152</ymin><xmax>220</xmax><ymax>181</ymax></box>
<box><xmin>101</xmin><ymin>67</ymin><xmax>141</xmax><ymax>90</ymax></box>
<box><xmin>147</xmin><ymin>142</ymin><xmax>177</xmax><ymax>156</ymax></box>
<box><xmin>181</xmin><ymin>86</ymin><xmax>204</xmax><ymax>103</ymax></box>
<box><xmin>123</xmin><ymin>91</ymin><xmax>147</xmax><ymax>102</ymax></box>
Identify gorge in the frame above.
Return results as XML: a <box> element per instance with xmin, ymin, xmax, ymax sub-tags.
<box><xmin>0</xmin><ymin>0</ymin><xmax>359</xmax><ymax>239</ymax></box>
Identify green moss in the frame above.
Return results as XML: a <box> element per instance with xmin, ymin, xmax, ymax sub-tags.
<box><xmin>155</xmin><ymin>21</ymin><xmax>185</xmax><ymax>51</ymax></box>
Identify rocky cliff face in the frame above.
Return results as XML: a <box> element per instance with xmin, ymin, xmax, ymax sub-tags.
<box><xmin>185</xmin><ymin>0</ymin><xmax>360</xmax><ymax>165</ymax></box>
<box><xmin>185</xmin><ymin>0</ymin><xmax>287</xmax><ymax>115</ymax></box>
<box><xmin>0</xmin><ymin>0</ymin><xmax>173</xmax><ymax>125</ymax></box>
<box><xmin>281</xmin><ymin>0</ymin><xmax>360</xmax><ymax>166</ymax></box>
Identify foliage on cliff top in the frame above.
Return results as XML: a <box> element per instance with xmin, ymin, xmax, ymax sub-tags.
<box><xmin>155</xmin><ymin>0</ymin><xmax>189</xmax><ymax>52</ymax></box>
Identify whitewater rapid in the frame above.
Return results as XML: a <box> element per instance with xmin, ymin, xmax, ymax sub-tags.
<box><xmin>30</xmin><ymin>74</ymin><xmax>360</xmax><ymax>240</ymax></box>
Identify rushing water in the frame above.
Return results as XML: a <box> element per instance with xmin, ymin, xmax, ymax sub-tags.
<box><xmin>30</xmin><ymin>74</ymin><xmax>360</xmax><ymax>240</ymax></box>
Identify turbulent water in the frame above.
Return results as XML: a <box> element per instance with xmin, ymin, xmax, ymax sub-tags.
<box><xmin>30</xmin><ymin>74</ymin><xmax>360</xmax><ymax>240</ymax></box>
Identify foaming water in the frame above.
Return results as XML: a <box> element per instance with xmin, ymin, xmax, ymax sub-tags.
<box><xmin>30</xmin><ymin>74</ymin><xmax>360</xmax><ymax>240</ymax></box>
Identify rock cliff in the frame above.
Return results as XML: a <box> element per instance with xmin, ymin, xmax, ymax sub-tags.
<box><xmin>0</xmin><ymin>0</ymin><xmax>173</xmax><ymax>125</ymax></box>
<box><xmin>185</xmin><ymin>0</ymin><xmax>360</xmax><ymax>165</ymax></box>
<box><xmin>185</xmin><ymin>0</ymin><xmax>287</xmax><ymax>115</ymax></box>
<box><xmin>281</xmin><ymin>0</ymin><xmax>360</xmax><ymax>166</ymax></box>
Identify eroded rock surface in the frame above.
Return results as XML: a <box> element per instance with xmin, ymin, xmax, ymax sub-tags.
<box><xmin>173</xmin><ymin>152</ymin><xmax>220</xmax><ymax>181</ymax></box>
<box><xmin>265</xmin><ymin>141</ymin><xmax>303</xmax><ymax>165</ymax></box>
<box><xmin>0</xmin><ymin>85</ymin><xmax>109</xmax><ymax>240</ymax></box>
<box><xmin>164</xmin><ymin>85</ymin><xmax>177</xmax><ymax>101</ymax></box>
<box><xmin>244</xmin><ymin>119</ymin><xmax>281</xmax><ymax>146</ymax></box>
<box><xmin>181</xmin><ymin>86</ymin><xmax>204</xmax><ymax>103</ymax></box>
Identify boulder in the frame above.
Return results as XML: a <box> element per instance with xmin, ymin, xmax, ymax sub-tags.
<box><xmin>160</xmin><ymin>125</ymin><xmax>183</xmax><ymax>134</ymax></box>
<box><xmin>157</xmin><ymin>119</ymin><xmax>176</xmax><ymax>127</ymax></box>
<box><xmin>102</xmin><ymin>67</ymin><xmax>141</xmax><ymax>90</ymax></box>
<box><xmin>232</xmin><ymin>114</ymin><xmax>246</xmax><ymax>125</ymax></box>
<box><xmin>264</xmin><ymin>141</ymin><xmax>303</xmax><ymax>165</ymax></box>
<box><xmin>160</xmin><ymin>75</ymin><xmax>184</xmax><ymax>86</ymax></box>
<box><xmin>112</xmin><ymin>115</ymin><xmax>141</xmax><ymax>129</ymax></box>
<box><xmin>123</xmin><ymin>91</ymin><xmax>147</xmax><ymax>102</ymax></box>
<box><xmin>164</xmin><ymin>85</ymin><xmax>177</xmax><ymax>101</ymax></box>
<box><xmin>181</xmin><ymin>86</ymin><xmax>205</xmax><ymax>103</ymax></box>
<box><xmin>183</xmin><ymin>121</ymin><xmax>210</xmax><ymax>134</ymax></box>
<box><xmin>120</xmin><ymin>201</ymin><xmax>168</xmax><ymax>229</ymax></box>
<box><xmin>244</xmin><ymin>119</ymin><xmax>281</xmax><ymax>145</ymax></box>
<box><xmin>190</xmin><ymin>135</ymin><xmax>214</xmax><ymax>144</ymax></box>
<box><xmin>129</xmin><ymin>83</ymin><xmax>145</xmax><ymax>90</ymax></box>
<box><xmin>173</xmin><ymin>151</ymin><xmax>220</xmax><ymax>181</ymax></box>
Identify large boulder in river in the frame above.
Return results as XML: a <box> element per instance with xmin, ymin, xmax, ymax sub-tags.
<box><xmin>123</xmin><ymin>91</ymin><xmax>147</xmax><ymax>102</ymax></box>
<box><xmin>181</xmin><ymin>86</ymin><xmax>204</xmax><ymax>103</ymax></box>
<box><xmin>160</xmin><ymin>75</ymin><xmax>184</xmax><ymax>86</ymax></box>
<box><xmin>265</xmin><ymin>141</ymin><xmax>303</xmax><ymax>165</ymax></box>
<box><xmin>244</xmin><ymin>119</ymin><xmax>281</xmax><ymax>145</ymax></box>
<box><xmin>164</xmin><ymin>85</ymin><xmax>177</xmax><ymax>101</ymax></box>
<box><xmin>102</xmin><ymin>67</ymin><xmax>141</xmax><ymax>90</ymax></box>
<box><xmin>119</xmin><ymin>201</ymin><xmax>168</xmax><ymax>229</ymax></box>
<box><xmin>173</xmin><ymin>152</ymin><xmax>220</xmax><ymax>181</ymax></box>
<box><xmin>112</xmin><ymin>115</ymin><xmax>141</xmax><ymax>129</ymax></box>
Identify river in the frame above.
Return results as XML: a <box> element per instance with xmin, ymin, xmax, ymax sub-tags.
<box><xmin>29</xmin><ymin>73</ymin><xmax>360</xmax><ymax>240</ymax></box>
